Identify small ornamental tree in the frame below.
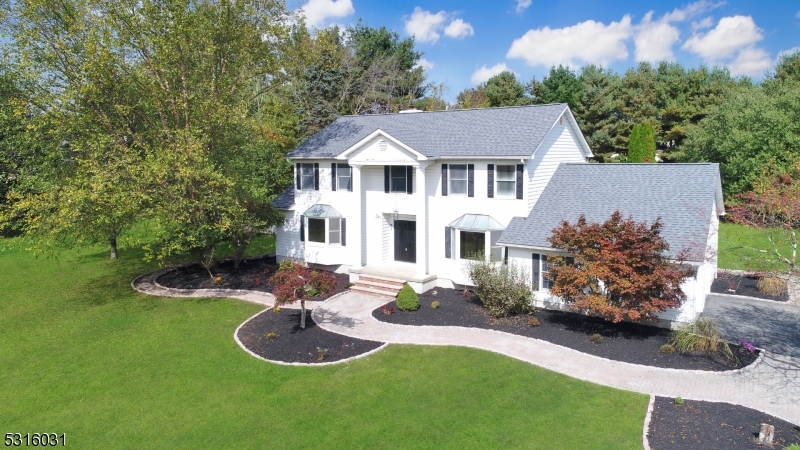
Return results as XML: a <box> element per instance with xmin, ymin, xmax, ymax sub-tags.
<box><xmin>727</xmin><ymin>161</ymin><xmax>800</xmax><ymax>273</ymax></box>
<box><xmin>270</xmin><ymin>261</ymin><xmax>336</xmax><ymax>329</ymax></box>
<box><xmin>547</xmin><ymin>211</ymin><xmax>694</xmax><ymax>323</ymax></box>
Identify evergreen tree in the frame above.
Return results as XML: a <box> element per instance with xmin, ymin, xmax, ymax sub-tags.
<box><xmin>484</xmin><ymin>71</ymin><xmax>529</xmax><ymax>107</ymax></box>
<box><xmin>628</xmin><ymin>123</ymin><xmax>656</xmax><ymax>162</ymax></box>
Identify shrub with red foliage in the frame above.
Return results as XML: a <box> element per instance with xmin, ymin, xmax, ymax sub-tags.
<box><xmin>547</xmin><ymin>211</ymin><xmax>694</xmax><ymax>323</ymax></box>
<box><xmin>270</xmin><ymin>261</ymin><xmax>336</xmax><ymax>329</ymax></box>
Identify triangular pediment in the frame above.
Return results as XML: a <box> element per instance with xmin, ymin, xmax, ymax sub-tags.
<box><xmin>337</xmin><ymin>129</ymin><xmax>426</xmax><ymax>165</ymax></box>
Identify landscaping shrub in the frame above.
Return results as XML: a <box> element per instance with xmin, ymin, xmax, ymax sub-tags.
<box><xmin>467</xmin><ymin>259</ymin><xmax>533</xmax><ymax>318</ymax></box>
<box><xmin>674</xmin><ymin>397</ymin><xmax>684</xmax><ymax>405</ymax></box>
<box><xmin>670</xmin><ymin>318</ymin><xmax>735</xmax><ymax>361</ymax></box>
<box><xmin>660</xmin><ymin>344</ymin><xmax>675</xmax><ymax>354</ymax></box>
<box><xmin>266</xmin><ymin>331</ymin><xmax>277</xmax><ymax>340</ymax></box>
<box><xmin>430</xmin><ymin>301</ymin><xmax>440</xmax><ymax>309</ymax></box>
<box><xmin>528</xmin><ymin>317</ymin><xmax>541</xmax><ymax>327</ymax></box>
<box><xmin>396</xmin><ymin>284</ymin><xmax>420</xmax><ymax>311</ymax></box>
<box><xmin>757</xmin><ymin>276</ymin><xmax>787</xmax><ymax>295</ymax></box>
<box><xmin>590</xmin><ymin>333</ymin><xmax>603</xmax><ymax>344</ymax></box>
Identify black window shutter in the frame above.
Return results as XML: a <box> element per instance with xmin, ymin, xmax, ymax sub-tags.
<box><xmin>441</xmin><ymin>164</ymin><xmax>448</xmax><ymax>196</ymax></box>
<box><xmin>384</xmin><ymin>166</ymin><xmax>390</xmax><ymax>193</ymax></box>
<box><xmin>331</xmin><ymin>163</ymin><xmax>337</xmax><ymax>191</ymax></box>
<box><xmin>516</xmin><ymin>164</ymin><xmax>524</xmax><ymax>199</ymax></box>
<box><xmin>300</xmin><ymin>215</ymin><xmax>305</xmax><ymax>242</ymax></box>
<box><xmin>487</xmin><ymin>164</ymin><xmax>494</xmax><ymax>198</ymax></box>
<box><xmin>313</xmin><ymin>163</ymin><xmax>319</xmax><ymax>190</ymax></box>
<box><xmin>295</xmin><ymin>164</ymin><xmax>301</xmax><ymax>188</ymax></box>
<box><xmin>445</xmin><ymin>226</ymin><xmax>451</xmax><ymax>258</ymax></box>
<box><xmin>467</xmin><ymin>164</ymin><xmax>474</xmax><ymax>197</ymax></box>
<box><xmin>406</xmin><ymin>166</ymin><xmax>413</xmax><ymax>194</ymax></box>
<box><xmin>341</xmin><ymin>218</ymin><xmax>346</xmax><ymax>246</ymax></box>
<box><xmin>503</xmin><ymin>247</ymin><xmax>508</xmax><ymax>265</ymax></box>
<box><xmin>532</xmin><ymin>253</ymin><xmax>540</xmax><ymax>290</ymax></box>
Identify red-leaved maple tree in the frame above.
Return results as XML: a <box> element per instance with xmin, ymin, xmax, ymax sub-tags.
<box><xmin>547</xmin><ymin>211</ymin><xmax>694</xmax><ymax>323</ymax></box>
<box><xmin>727</xmin><ymin>162</ymin><xmax>800</xmax><ymax>273</ymax></box>
<box><xmin>270</xmin><ymin>262</ymin><xmax>337</xmax><ymax>329</ymax></box>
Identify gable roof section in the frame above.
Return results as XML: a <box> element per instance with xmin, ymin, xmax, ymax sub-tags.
<box><xmin>271</xmin><ymin>185</ymin><xmax>295</xmax><ymax>210</ymax></box>
<box><xmin>497</xmin><ymin>163</ymin><xmax>723</xmax><ymax>262</ymax></box>
<box><xmin>288</xmin><ymin>104</ymin><xmax>590</xmax><ymax>159</ymax></box>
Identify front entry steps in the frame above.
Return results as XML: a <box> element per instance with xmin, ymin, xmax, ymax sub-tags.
<box><xmin>351</xmin><ymin>275</ymin><xmax>405</xmax><ymax>297</ymax></box>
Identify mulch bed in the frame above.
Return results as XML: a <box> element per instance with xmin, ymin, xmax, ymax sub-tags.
<box><xmin>648</xmin><ymin>397</ymin><xmax>800</xmax><ymax>449</ymax></box>
<box><xmin>711</xmin><ymin>273</ymin><xmax>790</xmax><ymax>302</ymax></box>
<box><xmin>156</xmin><ymin>254</ymin><xmax>351</xmax><ymax>299</ymax></box>
<box><xmin>373</xmin><ymin>287</ymin><xmax>759</xmax><ymax>372</ymax></box>
<box><xmin>237</xmin><ymin>308</ymin><xmax>384</xmax><ymax>364</ymax></box>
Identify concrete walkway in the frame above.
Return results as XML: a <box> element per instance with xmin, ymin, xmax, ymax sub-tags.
<box><xmin>131</xmin><ymin>271</ymin><xmax>800</xmax><ymax>425</ymax></box>
<box><xmin>313</xmin><ymin>291</ymin><xmax>800</xmax><ymax>425</ymax></box>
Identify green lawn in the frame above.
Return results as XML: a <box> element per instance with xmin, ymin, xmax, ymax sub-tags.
<box><xmin>718</xmin><ymin>222</ymin><xmax>794</xmax><ymax>272</ymax></box>
<box><xmin>0</xmin><ymin>238</ymin><xmax>647</xmax><ymax>449</ymax></box>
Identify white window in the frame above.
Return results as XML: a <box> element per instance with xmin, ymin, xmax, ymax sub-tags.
<box><xmin>337</xmin><ymin>164</ymin><xmax>351</xmax><ymax>191</ymax></box>
<box><xmin>496</xmin><ymin>165</ymin><xmax>516</xmax><ymax>197</ymax></box>
<box><xmin>391</xmin><ymin>166</ymin><xmax>407</xmax><ymax>193</ymax></box>
<box><xmin>306</xmin><ymin>217</ymin><xmax>342</xmax><ymax>245</ymax></box>
<box><xmin>299</xmin><ymin>163</ymin><xmax>315</xmax><ymax>190</ymax></box>
<box><xmin>460</xmin><ymin>230</ymin><xmax>485</xmax><ymax>260</ymax></box>
<box><xmin>449</xmin><ymin>164</ymin><xmax>468</xmax><ymax>195</ymax></box>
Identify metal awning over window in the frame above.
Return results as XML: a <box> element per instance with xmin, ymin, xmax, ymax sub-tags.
<box><xmin>448</xmin><ymin>214</ymin><xmax>505</xmax><ymax>231</ymax></box>
<box><xmin>303</xmin><ymin>204</ymin><xmax>342</xmax><ymax>218</ymax></box>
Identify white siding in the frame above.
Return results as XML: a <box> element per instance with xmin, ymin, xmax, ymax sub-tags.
<box><xmin>427</xmin><ymin>161</ymin><xmax>531</xmax><ymax>287</ymax></box>
<box><xmin>527</xmin><ymin>121</ymin><xmax>588</xmax><ymax>211</ymax></box>
<box><xmin>275</xmin><ymin>211</ymin><xmax>304</xmax><ymax>261</ymax></box>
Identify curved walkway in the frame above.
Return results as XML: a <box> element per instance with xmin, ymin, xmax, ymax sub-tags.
<box><xmin>131</xmin><ymin>271</ymin><xmax>800</xmax><ymax>425</ymax></box>
<box><xmin>312</xmin><ymin>291</ymin><xmax>800</xmax><ymax>425</ymax></box>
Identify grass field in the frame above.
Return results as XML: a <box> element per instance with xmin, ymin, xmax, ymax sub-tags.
<box><xmin>0</xmin><ymin>237</ymin><xmax>647</xmax><ymax>449</ymax></box>
<box><xmin>718</xmin><ymin>222</ymin><xmax>794</xmax><ymax>272</ymax></box>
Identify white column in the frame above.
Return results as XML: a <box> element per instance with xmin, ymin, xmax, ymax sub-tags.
<box><xmin>351</xmin><ymin>164</ymin><xmax>363</xmax><ymax>269</ymax></box>
<box><xmin>416</xmin><ymin>163</ymin><xmax>428</xmax><ymax>277</ymax></box>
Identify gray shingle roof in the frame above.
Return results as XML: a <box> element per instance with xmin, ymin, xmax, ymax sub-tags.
<box><xmin>287</xmin><ymin>104</ymin><xmax>571</xmax><ymax>159</ymax></box>
<box><xmin>497</xmin><ymin>163</ymin><xmax>723</xmax><ymax>261</ymax></box>
<box><xmin>271</xmin><ymin>185</ymin><xmax>295</xmax><ymax>210</ymax></box>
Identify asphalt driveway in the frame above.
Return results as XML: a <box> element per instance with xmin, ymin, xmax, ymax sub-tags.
<box><xmin>703</xmin><ymin>294</ymin><xmax>800</xmax><ymax>358</ymax></box>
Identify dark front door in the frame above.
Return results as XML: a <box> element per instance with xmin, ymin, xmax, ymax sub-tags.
<box><xmin>394</xmin><ymin>220</ymin><xmax>416</xmax><ymax>263</ymax></box>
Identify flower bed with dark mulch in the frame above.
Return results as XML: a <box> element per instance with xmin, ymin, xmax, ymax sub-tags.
<box><xmin>711</xmin><ymin>273</ymin><xmax>789</xmax><ymax>302</ymax></box>
<box><xmin>237</xmin><ymin>308</ymin><xmax>385</xmax><ymax>364</ymax></box>
<box><xmin>648</xmin><ymin>397</ymin><xmax>800</xmax><ymax>449</ymax></box>
<box><xmin>373</xmin><ymin>287</ymin><xmax>759</xmax><ymax>371</ymax></box>
<box><xmin>156</xmin><ymin>254</ymin><xmax>351</xmax><ymax>299</ymax></box>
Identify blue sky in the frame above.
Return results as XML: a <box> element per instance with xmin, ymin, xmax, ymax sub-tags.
<box><xmin>292</xmin><ymin>0</ymin><xmax>800</xmax><ymax>102</ymax></box>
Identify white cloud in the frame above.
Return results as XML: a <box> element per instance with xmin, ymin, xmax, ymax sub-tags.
<box><xmin>516</xmin><ymin>0</ymin><xmax>532</xmax><ymax>13</ymax></box>
<box><xmin>298</xmin><ymin>0</ymin><xmax>354</xmax><ymax>28</ymax></box>
<box><xmin>682</xmin><ymin>15</ymin><xmax>763</xmax><ymax>60</ymax></box>
<box><xmin>691</xmin><ymin>16</ymin><xmax>714</xmax><ymax>30</ymax></box>
<box><xmin>507</xmin><ymin>16</ymin><xmax>632</xmax><ymax>67</ymax></box>
<box><xmin>404</xmin><ymin>7</ymin><xmax>447</xmax><ymax>44</ymax></box>
<box><xmin>471</xmin><ymin>63</ymin><xmax>512</xmax><ymax>84</ymax></box>
<box><xmin>404</xmin><ymin>7</ymin><xmax>474</xmax><ymax>44</ymax></box>
<box><xmin>662</xmin><ymin>0</ymin><xmax>724</xmax><ymax>22</ymax></box>
<box><xmin>796</xmin><ymin>10</ymin><xmax>800</xmax><ymax>19</ymax></box>
<box><xmin>727</xmin><ymin>46</ymin><xmax>773</xmax><ymax>77</ymax></box>
<box><xmin>444</xmin><ymin>18</ymin><xmax>474</xmax><ymax>39</ymax></box>
<box><xmin>635</xmin><ymin>11</ymin><xmax>681</xmax><ymax>62</ymax></box>
<box><xmin>414</xmin><ymin>58</ymin><xmax>435</xmax><ymax>71</ymax></box>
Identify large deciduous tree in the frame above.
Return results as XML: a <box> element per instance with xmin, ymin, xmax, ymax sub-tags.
<box><xmin>5</xmin><ymin>0</ymin><xmax>293</xmax><ymax>264</ymax></box>
<box><xmin>547</xmin><ymin>211</ymin><xmax>694</xmax><ymax>323</ymax></box>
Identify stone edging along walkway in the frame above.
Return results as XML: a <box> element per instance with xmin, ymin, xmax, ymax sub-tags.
<box><xmin>132</xmin><ymin>270</ymin><xmax>800</xmax><ymax>425</ymax></box>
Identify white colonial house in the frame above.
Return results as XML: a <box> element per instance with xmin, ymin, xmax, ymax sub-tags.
<box><xmin>273</xmin><ymin>104</ymin><xmax>724</xmax><ymax>328</ymax></box>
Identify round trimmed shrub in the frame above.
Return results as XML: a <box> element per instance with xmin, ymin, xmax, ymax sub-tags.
<box><xmin>396</xmin><ymin>284</ymin><xmax>420</xmax><ymax>311</ymax></box>
<box><xmin>660</xmin><ymin>344</ymin><xmax>675</xmax><ymax>354</ymax></box>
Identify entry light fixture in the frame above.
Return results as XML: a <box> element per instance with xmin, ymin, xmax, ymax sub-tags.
<box><xmin>393</xmin><ymin>210</ymin><xmax>399</xmax><ymax>222</ymax></box>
